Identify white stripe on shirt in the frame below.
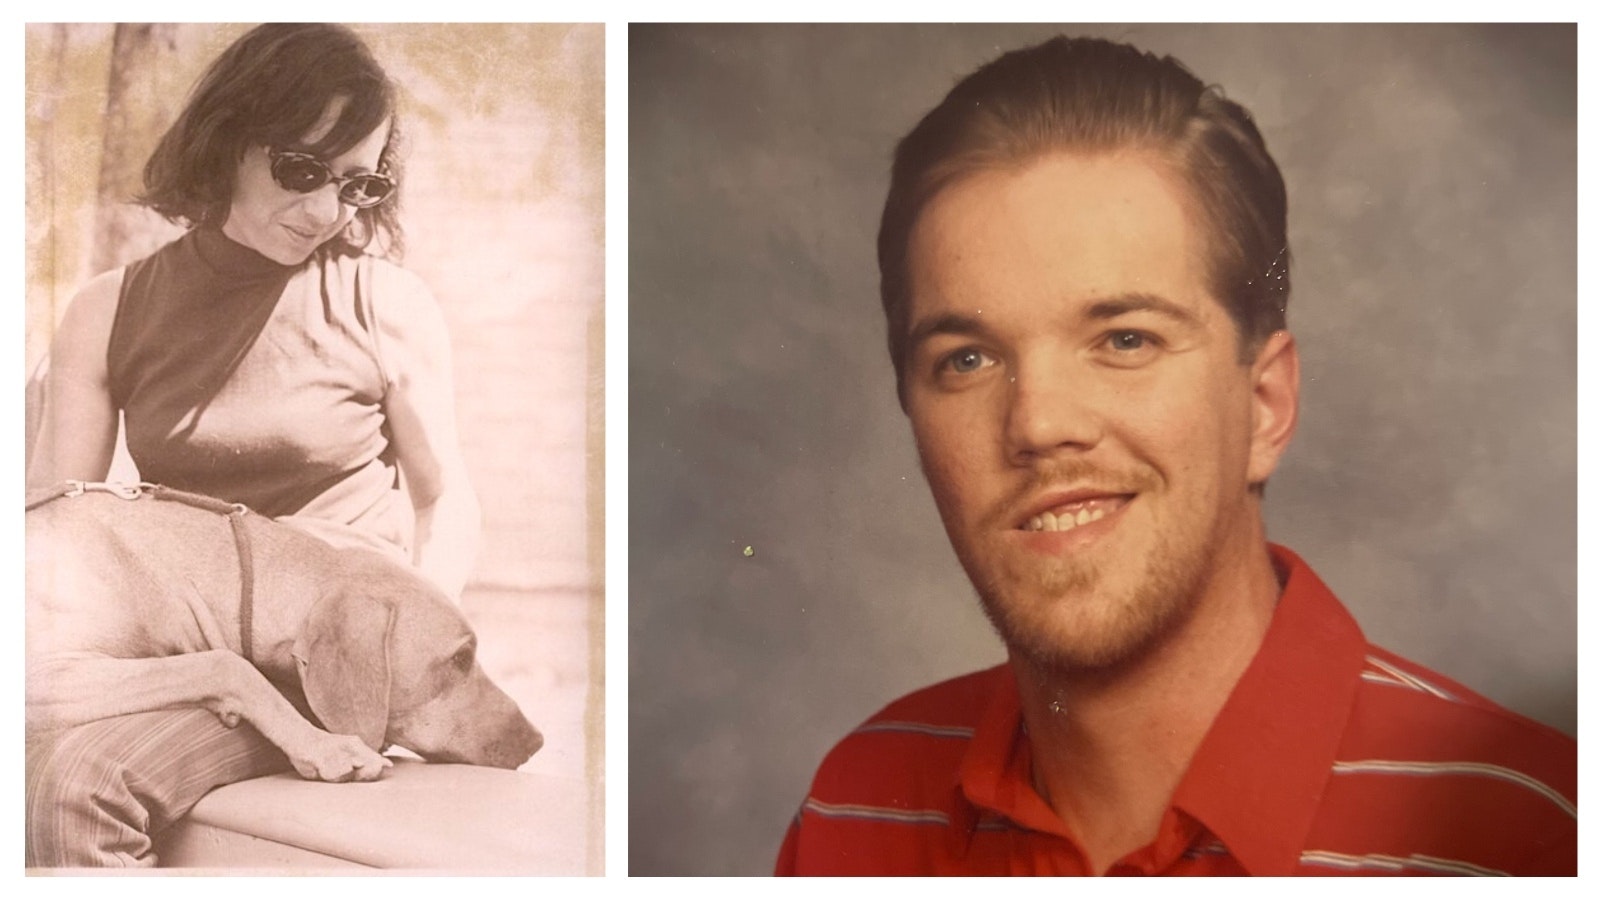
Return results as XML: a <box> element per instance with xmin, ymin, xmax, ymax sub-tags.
<box><xmin>1331</xmin><ymin>759</ymin><xmax>1575</xmax><ymax>818</ymax></box>
<box><xmin>1362</xmin><ymin>655</ymin><xmax>1456</xmax><ymax>701</ymax></box>
<box><xmin>853</xmin><ymin>721</ymin><xmax>975</xmax><ymax>739</ymax></box>
<box><xmin>803</xmin><ymin>797</ymin><xmax>950</xmax><ymax>826</ymax></box>
<box><xmin>1300</xmin><ymin>849</ymin><xmax>1508</xmax><ymax>876</ymax></box>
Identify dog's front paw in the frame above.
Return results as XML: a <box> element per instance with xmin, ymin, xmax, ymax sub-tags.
<box><xmin>207</xmin><ymin>696</ymin><xmax>243</xmax><ymax>728</ymax></box>
<box><xmin>287</xmin><ymin>731</ymin><xmax>394</xmax><ymax>783</ymax></box>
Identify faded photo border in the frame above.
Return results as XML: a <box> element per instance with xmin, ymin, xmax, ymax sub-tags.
<box><xmin>21</xmin><ymin>23</ymin><xmax>604</xmax><ymax>873</ymax></box>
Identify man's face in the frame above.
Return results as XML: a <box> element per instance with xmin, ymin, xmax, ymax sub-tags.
<box><xmin>902</xmin><ymin>151</ymin><xmax>1288</xmax><ymax>672</ymax></box>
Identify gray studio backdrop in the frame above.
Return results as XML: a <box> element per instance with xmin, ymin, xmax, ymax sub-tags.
<box><xmin>628</xmin><ymin>24</ymin><xmax>1575</xmax><ymax>876</ymax></box>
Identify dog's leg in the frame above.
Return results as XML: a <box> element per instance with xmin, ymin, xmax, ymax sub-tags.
<box><xmin>28</xmin><ymin>651</ymin><xmax>392</xmax><ymax>783</ymax></box>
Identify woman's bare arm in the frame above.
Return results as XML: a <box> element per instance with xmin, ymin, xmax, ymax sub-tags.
<box><xmin>27</xmin><ymin>269</ymin><xmax>125</xmax><ymax>490</ymax></box>
<box><xmin>376</xmin><ymin>267</ymin><xmax>482</xmax><ymax>601</ymax></box>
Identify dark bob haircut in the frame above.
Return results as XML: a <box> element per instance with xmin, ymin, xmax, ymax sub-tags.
<box><xmin>140</xmin><ymin>23</ymin><xmax>404</xmax><ymax>258</ymax></box>
<box><xmin>878</xmin><ymin>35</ymin><xmax>1289</xmax><ymax>408</ymax></box>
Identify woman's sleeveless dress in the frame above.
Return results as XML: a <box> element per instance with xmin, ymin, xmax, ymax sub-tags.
<box><xmin>106</xmin><ymin>225</ymin><xmax>410</xmax><ymax>559</ymax></box>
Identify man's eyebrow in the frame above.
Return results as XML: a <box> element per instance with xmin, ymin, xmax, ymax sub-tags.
<box><xmin>1085</xmin><ymin>293</ymin><xmax>1203</xmax><ymax>327</ymax></box>
<box><xmin>906</xmin><ymin>312</ymin><xmax>991</xmax><ymax>352</ymax></box>
<box><xmin>907</xmin><ymin>294</ymin><xmax>1202</xmax><ymax>349</ymax></box>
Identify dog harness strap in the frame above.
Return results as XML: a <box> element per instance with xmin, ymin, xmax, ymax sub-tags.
<box><xmin>26</xmin><ymin>481</ymin><xmax>259</xmax><ymax>661</ymax></box>
<box><xmin>145</xmin><ymin>484</ymin><xmax>258</xmax><ymax>662</ymax></box>
<box><xmin>147</xmin><ymin>485</ymin><xmax>247</xmax><ymax>517</ymax></box>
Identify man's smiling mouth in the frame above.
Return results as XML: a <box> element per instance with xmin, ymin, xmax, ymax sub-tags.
<box><xmin>1021</xmin><ymin>496</ymin><xmax>1132</xmax><ymax>532</ymax></box>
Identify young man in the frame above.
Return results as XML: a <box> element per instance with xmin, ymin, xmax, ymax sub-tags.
<box><xmin>776</xmin><ymin>35</ymin><xmax>1576</xmax><ymax>877</ymax></box>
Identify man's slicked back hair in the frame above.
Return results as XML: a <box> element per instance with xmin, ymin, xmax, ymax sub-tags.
<box><xmin>879</xmin><ymin>35</ymin><xmax>1289</xmax><ymax>406</ymax></box>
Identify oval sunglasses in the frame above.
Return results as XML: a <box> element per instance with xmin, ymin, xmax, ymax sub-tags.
<box><xmin>268</xmin><ymin>148</ymin><xmax>395</xmax><ymax>209</ymax></box>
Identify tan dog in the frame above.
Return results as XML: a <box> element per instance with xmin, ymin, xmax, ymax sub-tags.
<box><xmin>26</xmin><ymin>487</ymin><xmax>542</xmax><ymax>782</ymax></box>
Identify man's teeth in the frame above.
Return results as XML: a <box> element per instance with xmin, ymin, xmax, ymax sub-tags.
<box><xmin>1026</xmin><ymin>506</ymin><xmax>1107</xmax><ymax>532</ymax></box>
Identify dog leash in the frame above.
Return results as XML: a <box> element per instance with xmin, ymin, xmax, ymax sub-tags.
<box><xmin>27</xmin><ymin>481</ymin><xmax>257</xmax><ymax>661</ymax></box>
<box><xmin>25</xmin><ymin>479</ymin><xmax>150</xmax><ymax>509</ymax></box>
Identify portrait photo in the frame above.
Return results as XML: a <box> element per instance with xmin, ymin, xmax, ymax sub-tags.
<box><xmin>24</xmin><ymin>22</ymin><xmax>603</xmax><ymax>872</ymax></box>
<box><xmin>628</xmin><ymin>23</ymin><xmax>1575</xmax><ymax>875</ymax></box>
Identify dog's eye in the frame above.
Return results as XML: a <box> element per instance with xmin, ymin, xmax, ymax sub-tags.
<box><xmin>452</xmin><ymin>647</ymin><xmax>474</xmax><ymax>672</ymax></box>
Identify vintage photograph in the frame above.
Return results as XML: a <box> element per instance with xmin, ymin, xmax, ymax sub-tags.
<box><xmin>629</xmin><ymin>23</ymin><xmax>1575</xmax><ymax>875</ymax></box>
<box><xmin>24</xmin><ymin>23</ymin><xmax>603</xmax><ymax>872</ymax></box>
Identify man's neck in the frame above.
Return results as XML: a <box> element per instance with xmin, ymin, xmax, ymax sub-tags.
<box><xmin>1010</xmin><ymin>538</ymin><xmax>1283</xmax><ymax>874</ymax></box>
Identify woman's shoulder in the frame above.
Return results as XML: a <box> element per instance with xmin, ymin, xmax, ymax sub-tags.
<box><xmin>324</xmin><ymin>251</ymin><xmax>436</xmax><ymax>309</ymax></box>
<box><xmin>61</xmin><ymin>229</ymin><xmax>207</xmax><ymax>363</ymax></box>
<box><xmin>357</xmin><ymin>256</ymin><xmax>447</xmax><ymax>334</ymax></box>
<box><xmin>56</xmin><ymin>267</ymin><xmax>128</xmax><ymax>341</ymax></box>
<box><xmin>74</xmin><ymin>266</ymin><xmax>129</xmax><ymax>304</ymax></box>
<box><xmin>366</xmin><ymin>255</ymin><xmax>436</xmax><ymax>301</ymax></box>
<box><xmin>333</xmin><ymin>254</ymin><xmax>451</xmax><ymax>382</ymax></box>
<box><xmin>308</xmin><ymin>250</ymin><xmax>440</xmax><ymax>337</ymax></box>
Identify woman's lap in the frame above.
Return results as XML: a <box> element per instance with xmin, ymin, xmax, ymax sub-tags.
<box><xmin>26</xmin><ymin>708</ymin><xmax>292</xmax><ymax>867</ymax></box>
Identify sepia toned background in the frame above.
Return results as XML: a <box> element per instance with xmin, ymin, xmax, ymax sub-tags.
<box><xmin>24</xmin><ymin>23</ymin><xmax>605</xmax><ymax>873</ymax></box>
<box><xmin>629</xmin><ymin>23</ymin><xmax>1576</xmax><ymax>875</ymax></box>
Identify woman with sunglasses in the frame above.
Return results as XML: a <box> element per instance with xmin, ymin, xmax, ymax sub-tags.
<box><xmin>26</xmin><ymin>24</ymin><xmax>479</xmax><ymax>867</ymax></box>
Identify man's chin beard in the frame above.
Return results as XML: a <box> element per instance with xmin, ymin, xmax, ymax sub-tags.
<box><xmin>968</xmin><ymin>550</ymin><xmax>1203</xmax><ymax>678</ymax></box>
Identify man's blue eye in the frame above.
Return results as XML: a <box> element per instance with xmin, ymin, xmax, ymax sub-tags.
<box><xmin>1110</xmin><ymin>331</ymin><xmax>1146</xmax><ymax>351</ymax></box>
<box><xmin>949</xmin><ymin>349</ymin><xmax>986</xmax><ymax>373</ymax></box>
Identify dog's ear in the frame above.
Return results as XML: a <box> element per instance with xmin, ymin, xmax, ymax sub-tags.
<box><xmin>291</xmin><ymin>589</ymin><xmax>394</xmax><ymax>751</ymax></box>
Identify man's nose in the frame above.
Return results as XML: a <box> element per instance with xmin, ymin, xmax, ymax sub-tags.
<box><xmin>1003</xmin><ymin>359</ymin><xmax>1103</xmax><ymax>463</ymax></box>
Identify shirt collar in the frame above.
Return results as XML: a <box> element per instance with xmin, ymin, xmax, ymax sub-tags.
<box><xmin>954</xmin><ymin>544</ymin><xmax>1368</xmax><ymax>874</ymax></box>
<box><xmin>950</xmin><ymin>665</ymin><xmax>1062</xmax><ymax>860</ymax></box>
<box><xmin>1170</xmin><ymin>543</ymin><xmax>1367</xmax><ymax>874</ymax></box>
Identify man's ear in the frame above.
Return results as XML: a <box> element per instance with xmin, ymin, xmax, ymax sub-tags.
<box><xmin>1247</xmin><ymin>329</ymin><xmax>1300</xmax><ymax>486</ymax></box>
<box><xmin>291</xmin><ymin>590</ymin><xmax>394</xmax><ymax>751</ymax></box>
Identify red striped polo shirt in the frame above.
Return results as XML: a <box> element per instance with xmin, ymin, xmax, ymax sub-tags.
<box><xmin>776</xmin><ymin>545</ymin><xmax>1576</xmax><ymax>876</ymax></box>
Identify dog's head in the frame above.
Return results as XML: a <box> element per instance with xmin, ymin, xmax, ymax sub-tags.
<box><xmin>290</xmin><ymin>565</ymin><xmax>543</xmax><ymax>769</ymax></box>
